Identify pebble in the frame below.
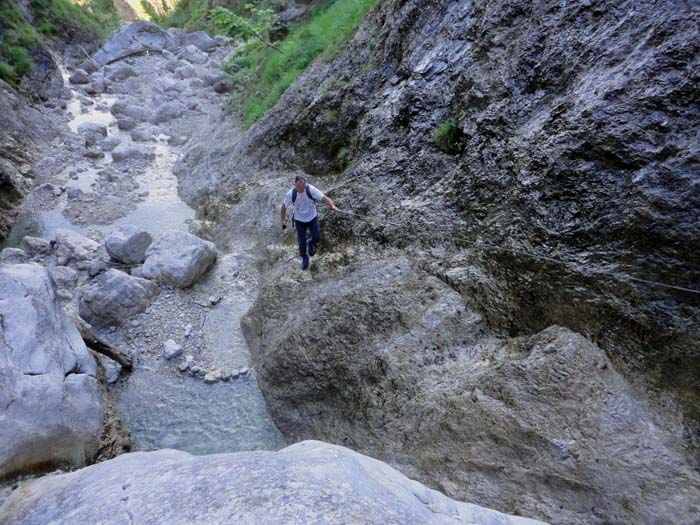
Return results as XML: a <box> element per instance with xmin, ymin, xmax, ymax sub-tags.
<box><xmin>239</xmin><ymin>367</ymin><xmax>249</xmax><ymax>376</ymax></box>
<box><xmin>184</xmin><ymin>324</ymin><xmax>193</xmax><ymax>338</ymax></box>
<box><xmin>162</xmin><ymin>339</ymin><xmax>183</xmax><ymax>360</ymax></box>
<box><xmin>204</xmin><ymin>370</ymin><xmax>222</xmax><ymax>384</ymax></box>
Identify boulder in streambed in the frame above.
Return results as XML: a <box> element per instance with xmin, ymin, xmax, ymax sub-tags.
<box><xmin>68</xmin><ymin>69</ymin><xmax>90</xmax><ymax>84</ymax></box>
<box><xmin>0</xmin><ymin>441</ymin><xmax>546</xmax><ymax>525</ymax></box>
<box><xmin>21</xmin><ymin>235</ymin><xmax>51</xmax><ymax>257</ymax></box>
<box><xmin>53</xmin><ymin>229</ymin><xmax>101</xmax><ymax>265</ymax></box>
<box><xmin>93</xmin><ymin>21</ymin><xmax>177</xmax><ymax>67</ymax></box>
<box><xmin>175</xmin><ymin>64</ymin><xmax>197</xmax><ymax>80</ymax></box>
<box><xmin>79</xmin><ymin>269</ymin><xmax>159</xmax><ymax>326</ymax></box>
<box><xmin>116</xmin><ymin>116</ymin><xmax>137</xmax><ymax>131</ymax></box>
<box><xmin>141</xmin><ymin>231</ymin><xmax>217</xmax><ymax>288</ymax></box>
<box><xmin>111</xmin><ymin>142</ymin><xmax>156</xmax><ymax>163</ymax></box>
<box><xmin>105</xmin><ymin>225</ymin><xmax>152</xmax><ymax>265</ymax></box>
<box><xmin>130</xmin><ymin>125</ymin><xmax>155</xmax><ymax>142</ymax></box>
<box><xmin>0</xmin><ymin>264</ymin><xmax>101</xmax><ymax>479</ymax></box>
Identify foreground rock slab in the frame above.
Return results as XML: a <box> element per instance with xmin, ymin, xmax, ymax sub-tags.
<box><xmin>0</xmin><ymin>441</ymin><xmax>545</xmax><ymax>525</ymax></box>
<box><xmin>0</xmin><ymin>264</ymin><xmax>101</xmax><ymax>479</ymax></box>
<box><xmin>141</xmin><ymin>230</ymin><xmax>217</xmax><ymax>288</ymax></box>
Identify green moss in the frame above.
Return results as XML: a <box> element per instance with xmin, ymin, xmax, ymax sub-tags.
<box><xmin>0</xmin><ymin>62</ymin><xmax>17</xmax><ymax>84</ymax></box>
<box><xmin>228</xmin><ymin>0</ymin><xmax>380</xmax><ymax>128</ymax></box>
<box><xmin>432</xmin><ymin>117</ymin><xmax>465</xmax><ymax>154</ymax></box>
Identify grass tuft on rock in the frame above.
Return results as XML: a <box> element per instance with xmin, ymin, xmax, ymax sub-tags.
<box><xmin>432</xmin><ymin>117</ymin><xmax>465</xmax><ymax>154</ymax></box>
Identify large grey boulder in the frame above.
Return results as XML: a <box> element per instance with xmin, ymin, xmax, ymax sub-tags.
<box><xmin>243</xmin><ymin>256</ymin><xmax>700</xmax><ymax>525</ymax></box>
<box><xmin>21</xmin><ymin>235</ymin><xmax>51</xmax><ymax>257</ymax></box>
<box><xmin>93</xmin><ymin>21</ymin><xmax>177</xmax><ymax>66</ymax></box>
<box><xmin>111</xmin><ymin>142</ymin><xmax>156</xmax><ymax>163</ymax></box>
<box><xmin>105</xmin><ymin>225</ymin><xmax>152</xmax><ymax>264</ymax></box>
<box><xmin>0</xmin><ymin>441</ymin><xmax>545</xmax><ymax>525</ymax></box>
<box><xmin>79</xmin><ymin>269</ymin><xmax>159</xmax><ymax>325</ymax></box>
<box><xmin>0</xmin><ymin>264</ymin><xmax>101</xmax><ymax>479</ymax></box>
<box><xmin>141</xmin><ymin>231</ymin><xmax>217</xmax><ymax>288</ymax></box>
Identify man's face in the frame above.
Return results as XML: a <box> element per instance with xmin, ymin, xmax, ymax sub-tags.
<box><xmin>294</xmin><ymin>179</ymin><xmax>306</xmax><ymax>192</ymax></box>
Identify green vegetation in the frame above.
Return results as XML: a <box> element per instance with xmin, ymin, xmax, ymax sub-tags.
<box><xmin>224</xmin><ymin>0</ymin><xmax>379</xmax><ymax>127</ymax></box>
<box><xmin>146</xmin><ymin>0</ymin><xmax>211</xmax><ymax>31</ymax></box>
<box><xmin>432</xmin><ymin>117</ymin><xmax>465</xmax><ymax>154</ymax></box>
<box><xmin>0</xmin><ymin>0</ymin><xmax>113</xmax><ymax>85</ymax></box>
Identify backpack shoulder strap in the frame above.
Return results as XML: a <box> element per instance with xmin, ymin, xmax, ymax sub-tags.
<box><xmin>305</xmin><ymin>185</ymin><xmax>315</xmax><ymax>201</ymax></box>
<box><xmin>292</xmin><ymin>188</ymin><xmax>298</xmax><ymax>204</ymax></box>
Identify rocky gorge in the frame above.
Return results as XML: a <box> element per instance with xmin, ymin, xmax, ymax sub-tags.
<box><xmin>1</xmin><ymin>1</ymin><xmax>699</xmax><ymax>524</ymax></box>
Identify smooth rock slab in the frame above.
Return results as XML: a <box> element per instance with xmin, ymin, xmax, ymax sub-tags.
<box><xmin>0</xmin><ymin>264</ymin><xmax>101</xmax><ymax>479</ymax></box>
<box><xmin>0</xmin><ymin>441</ymin><xmax>545</xmax><ymax>525</ymax></box>
<box><xmin>79</xmin><ymin>269</ymin><xmax>159</xmax><ymax>325</ymax></box>
<box><xmin>105</xmin><ymin>225</ymin><xmax>153</xmax><ymax>264</ymax></box>
<box><xmin>93</xmin><ymin>21</ymin><xmax>177</xmax><ymax>66</ymax></box>
<box><xmin>141</xmin><ymin>231</ymin><xmax>217</xmax><ymax>288</ymax></box>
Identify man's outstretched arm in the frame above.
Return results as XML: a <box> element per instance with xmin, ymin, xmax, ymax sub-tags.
<box><xmin>280</xmin><ymin>203</ymin><xmax>287</xmax><ymax>228</ymax></box>
<box><xmin>322</xmin><ymin>195</ymin><xmax>338</xmax><ymax>211</ymax></box>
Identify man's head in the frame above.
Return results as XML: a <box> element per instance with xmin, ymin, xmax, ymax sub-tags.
<box><xmin>294</xmin><ymin>175</ymin><xmax>306</xmax><ymax>192</ymax></box>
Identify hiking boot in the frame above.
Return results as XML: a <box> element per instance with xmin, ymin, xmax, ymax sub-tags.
<box><xmin>307</xmin><ymin>238</ymin><xmax>315</xmax><ymax>257</ymax></box>
<box><xmin>301</xmin><ymin>255</ymin><xmax>309</xmax><ymax>270</ymax></box>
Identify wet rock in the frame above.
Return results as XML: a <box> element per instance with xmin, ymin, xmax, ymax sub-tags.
<box><xmin>84</xmin><ymin>147</ymin><xmax>105</xmax><ymax>159</ymax></box>
<box><xmin>0</xmin><ymin>264</ymin><xmax>101</xmax><ymax>479</ymax></box>
<box><xmin>162</xmin><ymin>339</ymin><xmax>183</xmax><ymax>360</ymax></box>
<box><xmin>178</xmin><ymin>45</ymin><xmax>208</xmax><ymax>65</ymax></box>
<box><xmin>77</xmin><ymin>123</ymin><xmax>108</xmax><ymax>138</ymax></box>
<box><xmin>150</xmin><ymin>101</ymin><xmax>186</xmax><ymax>124</ymax></box>
<box><xmin>93</xmin><ymin>21</ymin><xmax>177</xmax><ymax>66</ymax></box>
<box><xmin>79</xmin><ymin>269</ymin><xmax>159</xmax><ymax>326</ymax></box>
<box><xmin>177</xmin><ymin>31</ymin><xmax>218</xmax><ymax>52</ymax></box>
<box><xmin>105</xmin><ymin>225</ymin><xmax>153</xmax><ymax>265</ymax></box>
<box><xmin>0</xmin><ymin>442</ymin><xmax>545</xmax><ymax>524</ymax></box>
<box><xmin>116</xmin><ymin>116</ymin><xmax>137</xmax><ymax>131</ymax></box>
<box><xmin>111</xmin><ymin>143</ymin><xmax>156</xmax><ymax>163</ymax></box>
<box><xmin>130</xmin><ymin>126</ymin><xmax>155</xmax><ymax>142</ymax></box>
<box><xmin>100</xmin><ymin>136</ymin><xmax>122</xmax><ymax>151</ymax></box>
<box><xmin>21</xmin><ymin>236</ymin><xmax>52</xmax><ymax>257</ymax></box>
<box><xmin>141</xmin><ymin>231</ymin><xmax>217</xmax><ymax>288</ymax></box>
<box><xmin>54</xmin><ymin>229</ymin><xmax>101</xmax><ymax>265</ymax></box>
<box><xmin>69</xmin><ymin>69</ymin><xmax>90</xmax><ymax>84</ymax></box>
<box><xmin>66</xmin><ymin>187</ymin><xmax>83</xmax><ymax>200</ymax></box>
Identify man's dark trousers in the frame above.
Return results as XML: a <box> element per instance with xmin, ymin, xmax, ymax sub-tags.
<box><xmin>295</xmin><ymin>217</ymin><xmax>320</xmax><ymax>257</ymax></box>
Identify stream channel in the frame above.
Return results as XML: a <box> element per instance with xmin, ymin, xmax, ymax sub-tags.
<box><xmin>2</xmin><ymin>61</ymin><xmax>283</xmax><ymax>455</ymax></box>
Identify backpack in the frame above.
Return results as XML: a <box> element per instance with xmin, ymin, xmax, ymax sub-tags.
<box><xmin>292</xmin><ymin>185</ymin><xmax>315</xmax><ymax>204</ymax></box>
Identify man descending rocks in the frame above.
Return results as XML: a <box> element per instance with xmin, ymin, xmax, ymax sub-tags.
<box><xmin>280</xmin><ymin>175</ymin><xmax>338</xmax><ymax>270</ymax></box>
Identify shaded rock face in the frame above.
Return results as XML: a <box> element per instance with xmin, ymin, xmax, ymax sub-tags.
<box><xmin>0</xmin><ymin>80</ymin><xmax>55</xmax><ymax>242</ymax></box>
<box><xmin>0</xmin><ymin>264</ymin><xmax>101</xmax><ymax>480</ymax></box>
<box><xmin>241</xmin><ymin>0</ymin><xmax>700</xmax><ymax>409</ymax></box>
<box><xmin>242</xmin><ymin>253</ymin><xmax>700</xmax><ymax>525</ymax></box>
<box><xmin>105</xmin><ymin>225</ymin><xmax>153</xmax><ymax>264</ymax></box>
<box><xmin>0</xmin><ymin>441</ymin><xmax>546</xmax><ymax>525</ymax></box>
